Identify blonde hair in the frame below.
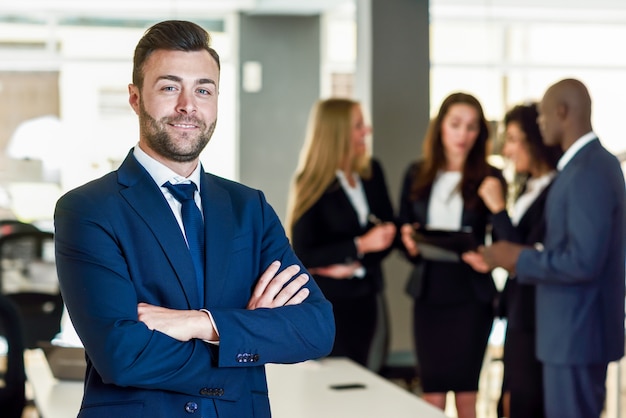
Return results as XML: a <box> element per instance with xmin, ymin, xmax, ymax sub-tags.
<box><xmin>286</xmin><ymin>98</ymin><xmax>372</xmax><ymax>237</ymax></box>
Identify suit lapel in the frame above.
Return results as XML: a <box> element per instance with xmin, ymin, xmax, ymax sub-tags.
<box><xmin>117</xmin><ymin>152</ymin><xmax>200</xmax><ymax>308</ymax></box>
<box><xmin>200</xmin><ymin>173</ymin><xmax>234</xmax><ymax>307</ymax></box>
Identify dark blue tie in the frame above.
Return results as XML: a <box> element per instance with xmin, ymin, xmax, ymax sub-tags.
<box><xmin>164</xmin><ymin>181</ymin><xmax>205</xmax><ymax>306</ymax></box>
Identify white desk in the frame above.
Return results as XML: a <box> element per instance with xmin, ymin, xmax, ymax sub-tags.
<box><xmin>266</xmin><ymin>358</ymin><xmax>446</xmax><ymax>418</ymax></box>
<box><xmin>25</xmin><ymin>350</ymin><xmax>446</xmax><ymax>418</ymax></box>
<box><xmin>24</xmin><ymin>349</ymin><xmax>83</xmax><ymax>418</ymax></box>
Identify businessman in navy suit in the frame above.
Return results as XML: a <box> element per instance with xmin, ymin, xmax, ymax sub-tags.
<box><xmin>469</xmin><ymin>79</ymin><xmax>625</xmax><ymax>418</ymax></box>
<box><xmin>54</xmin><ymin>20</ymin><xmax>334</xmax><ymax>418</ymax></box>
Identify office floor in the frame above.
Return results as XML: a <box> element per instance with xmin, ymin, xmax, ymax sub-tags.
<box><xmin>20</xmin><ymin>346</ymin><xmax>626</xmax><ymax>418</ymax></box>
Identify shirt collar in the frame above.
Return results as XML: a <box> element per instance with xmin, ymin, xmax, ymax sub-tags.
<box><xmin>557</xmin><ymin>131</ymin><xmax>596</xmax><ymax>171</ymax></box>
<box><xmin>526</xmin><ymin>170</ymin><xmax>557</xmax><ymax>192</ymax></box>
<box><xmin>133</xmin><ymin>144</ymin><xmax>202</xmax><ymax>190</ymax></box>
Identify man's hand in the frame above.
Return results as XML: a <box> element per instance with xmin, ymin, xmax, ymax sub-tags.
<box><xmin>247</xmin><ymin>261</ymin><xmax>310</xmax><ymax>310</ymax></box>
<box><xmin>462</xmin><ymin>250</ymin><xmax>491</xmax><ymax>273</ymax></box>
<box><xmin>137</xmin><ymin>303</ymin><xmax>217</xmax><ymax>342</ymax></box>
<box><xmin>479</xmin><ymin>241</ymin><xmax>526</xmax><ymax>273</ymax></box>
<box><xmin>308</xmin><ymin>262</ymin><xmax>362</xmax><ymax>280</ymax></box>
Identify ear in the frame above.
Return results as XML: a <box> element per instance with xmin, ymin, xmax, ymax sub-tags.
<box><xmin>128</xmin><ymin>84</ymin><xmax>140</xmax><ymax>115</ymax></box>
<box><xmin>556</xmin><ymin>102</ymin><xmax>568</xmax><ymax>121</ymax></box>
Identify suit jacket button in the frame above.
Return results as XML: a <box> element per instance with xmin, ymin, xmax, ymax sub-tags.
<box><xmin>252</xmin><ymin>354</ymin><xmax>260</xmax><ymax>362</ymax></box>
<box><xmin>217</xmin><ymin>388</ymin><xmax>224</xmax><ymax>396</ymax></box>
<box><xmin>200</xmin><ymin>387</ymin><xmax>210</xmax><ymax>396</ymax></box>
<box><xmin>184</xmin><ymin>402</ymin><xmax>198</xmax><ymax>413</ymax></box>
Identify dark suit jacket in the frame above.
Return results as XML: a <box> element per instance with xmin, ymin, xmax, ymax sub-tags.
<box><xmin>291</xmin><ymin>159</ymin><xmax>395</xmax><ymax>300</ymax></box>
<box><xmin>398</xmin><ymin>161</ymin><xmax>502</xmax><ymax>304</ymax></box>
<box><xmin>54</xmin><ymin>150</ymin><xmax>335</xmax><ymax>418</ymax></box>
<box><xmin>493</xmin><ymin>180</ymin><xmax>552</xmax><ymax>331</ymax></box>
<box><xmin>517</xmin><ymin>139</ymin><xmax>626</xmax><ymax>365</ymax></box>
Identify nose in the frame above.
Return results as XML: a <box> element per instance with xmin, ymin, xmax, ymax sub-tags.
<box><xmin>502</xmin><ymin>141</ymin><xmax>514</xmax><ymax>158</ymax></box>
<box><xmin>177</xmin><ymin>91</ymin><xmax>197</xmax><ymax>115</ymax></box>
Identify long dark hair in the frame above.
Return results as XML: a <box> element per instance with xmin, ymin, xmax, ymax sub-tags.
<box><xmin>410</xmin><ymin>92</ymin><xmax>491</xmax><ymax>209</ymax></box>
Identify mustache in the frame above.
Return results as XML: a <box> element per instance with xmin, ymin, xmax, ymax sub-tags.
<box><xmin>164</xmin><ymin>115</ymin><xmax>204</xmax><ymax>126</ymax></box>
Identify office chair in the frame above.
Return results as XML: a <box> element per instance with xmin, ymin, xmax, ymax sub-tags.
<box><xmin>0</xmin><ymin>230</ymin><xmax>63</xmax><ymax>348</ymax></box>
<box><xmin>6</xmin><ymin>292</ymin><xmax>64</xmax><ymax>349</ymax></box>
<box><xmin>0</xmin><ymin>230</ymin><xmax>56</xmax><ymax>294</ymax></box>
<box><xmin>0</xmin><ymin>219</ymin><xmax>40</xmax><ymax>238</ymax></box>
<box><xmin>0</xmin><ymin>293</ymin><xmax>26</xmax><ymax>418</ymax></box>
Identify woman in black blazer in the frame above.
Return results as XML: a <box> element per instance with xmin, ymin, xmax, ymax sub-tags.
<box><xmin>467</xmin><ymin>103</ymin><xmax>562</xmax><ymax>418</ymax></box>
<box><xmin>287</xmin><ymin>98</ymin><xmax>396</xmax><ymax>369</ymax></box>
<box><xmin>398</xmin><ymin>92</ymin><xmax>505</xmax><ymax>418</ymax></box>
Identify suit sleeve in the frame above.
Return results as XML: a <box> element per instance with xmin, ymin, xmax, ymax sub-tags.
<box><xmin>209</xmin><ymin>191</ymin><xmax>335</xmax><ymax>367</ymax></box>
<box><xmin>491</xmin><ymin>210</ymin><xmax>522</xmax><ymax>243</ymax></box>
<box><xmin>517</xmin><ymin>157</ymin><xmax>622</xmax><ymax>284</ymax></box>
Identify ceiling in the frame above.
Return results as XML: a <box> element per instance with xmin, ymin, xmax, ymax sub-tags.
<box><xmin>2</xmin><ymin>0</ymin><xmax>625</xmax><ymax>22</ymax></box>
<box><xmin>0</xmin><ymin>0</ymin><xmax>353</xmax><ymax>20</ymax></box>
<box><xmin>2</xmin><ymin>0</ymin><xmax>625</xmax><ymax>25</ymax></box>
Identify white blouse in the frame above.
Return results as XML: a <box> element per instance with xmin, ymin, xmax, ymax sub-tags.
<box><xmin>510</xmin><ymin>171</ymin><xmax>556</xmax><ymax>226</ymax></box>
<box><xmin>427</xmin><ymin>171</ymin><xmax>463</xmax><ymax>230</ymax></box>
<box><xmin>336</xmin><ymin>170</ymin><xmax>369</xmax><ymax>227</ymax></box>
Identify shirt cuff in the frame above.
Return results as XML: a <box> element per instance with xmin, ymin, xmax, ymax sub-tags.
<box><xmin>199</xmin><ymin>309</ymin><xmax>220</xmax><ymax>345</ymax></box>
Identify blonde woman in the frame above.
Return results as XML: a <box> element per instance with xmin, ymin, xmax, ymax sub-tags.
<box><xmin>287</xmin><ymin>98</ymin><xmax>396</xmax><ymax>368</ymax></box>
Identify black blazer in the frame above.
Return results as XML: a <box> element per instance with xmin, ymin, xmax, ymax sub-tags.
<box><xmin>398</xmin><ymin>161</ymin><xmax>503</xmax><ymax>304</ymax></box>
<box><xmin>494</xmin><ymin>178</ymin><xmax>552</xmax><ymax>331</ymax></box>
<box><xmin>291</xmin><ymin>159</ymin><xmax>395</xmax><ymax>300</ymax></box>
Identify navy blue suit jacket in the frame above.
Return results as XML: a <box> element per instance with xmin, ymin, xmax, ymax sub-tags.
<box><xmin>517</xmin><ymin>139</ymin><xmax>625</xmax><ymax>365</ymax></box>
<box><xmin>54</xmin><ymin>150</ymin><xmax>335</xmax><ymax>418</ymax></box>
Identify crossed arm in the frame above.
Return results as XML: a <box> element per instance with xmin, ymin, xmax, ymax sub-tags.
<box><xmin>137</xmin><ymin>261</ymin><xmax>310</xmax><ymax>342</ymax></box>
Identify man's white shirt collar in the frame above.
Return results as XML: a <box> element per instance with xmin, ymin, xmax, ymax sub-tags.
<box><xmin>557</xmin><ymin>131</ymin><xmax>596</xmax><ymax>171</ymax></box>
<box><xmin>133</xmin><ymin>144</ymin><xmax>202</xmax><ymax>190</ymax></box>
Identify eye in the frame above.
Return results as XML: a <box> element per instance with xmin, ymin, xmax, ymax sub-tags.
<box><xmin>197</xmin><ymin>85</ymin><xmax>216</xmax><ymax>96</ymax></box>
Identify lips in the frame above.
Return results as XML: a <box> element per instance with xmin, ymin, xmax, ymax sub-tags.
<box><xmin>166</xmin><ymin>117</ymin><xmax>202</xmax><ymax>129</ymax></box>
<box><xmin>170</xmin><ymin>123</ymin><xmax>197</xmax><ymax>129</ymax></box>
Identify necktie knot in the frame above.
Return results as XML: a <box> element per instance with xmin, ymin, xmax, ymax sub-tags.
<box><xmin>164</xmin><ymin>181</ymin><xmax>197</xmax><ymax>203</ymax></box>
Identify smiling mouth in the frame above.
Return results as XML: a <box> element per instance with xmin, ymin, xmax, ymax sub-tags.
<box><xmin>170</xmin><ymin>123</ymin><xmax>198</xmax><ymax>129</ymax></box>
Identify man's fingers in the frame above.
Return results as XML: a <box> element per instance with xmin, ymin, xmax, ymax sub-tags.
<box><xmin>284</xmin><ymin>287</ymin><xmax>310</xmax><ymax>306</ymax></box>
<box><xmin>249</xmin><ymin>263</ymin><xmax>304</xmax><ymax>309</ymax></box>
<box><xmin>252</xmin><ymin>260</ymin><xmax>282</xmax><ymax>297</ymax></box>
<box><xmin>272</xmin><ymin>273</ymin><xmax>309</xmax><ymax>307</ymax></box>
<box><xmin>262</xmin><ymin>264</ymin><xmax>301</xmax><ymax>298</ymax></box>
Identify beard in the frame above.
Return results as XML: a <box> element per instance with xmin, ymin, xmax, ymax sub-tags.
<box><xmin>139</xmin><ymin>102</ymin><xmax>216</xmax><ymax>163</ymax></box>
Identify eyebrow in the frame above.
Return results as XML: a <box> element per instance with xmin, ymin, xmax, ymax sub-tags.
<box><xmin>157</xmin><ymin>75</ymin><xmax>217</xmax><ymax>86</ymax></box>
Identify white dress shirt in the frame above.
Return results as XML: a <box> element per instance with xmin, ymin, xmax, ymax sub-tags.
<box><xmin>133</xmin><ymin>144</ymin><xmax>203</xmax><ymax>243</ymax></box>
<box><xmin>557</xmin><ymin>131</ymin><xmax>596</xmax><ymax>171</ymax></box>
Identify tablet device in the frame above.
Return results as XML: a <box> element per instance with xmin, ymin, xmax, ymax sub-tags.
<box><xmin>411</xmin><ymin>228</ymin><xmax>477</xmax><ymax>262</ymax></box>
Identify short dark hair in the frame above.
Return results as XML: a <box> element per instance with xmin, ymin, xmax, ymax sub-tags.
<box><xmin>132</xmin><ymin>20</ymin><xmax>221</xmax><ymax>88</ymax></box>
